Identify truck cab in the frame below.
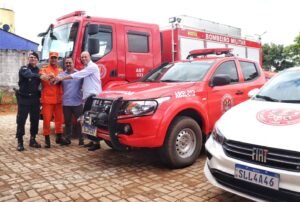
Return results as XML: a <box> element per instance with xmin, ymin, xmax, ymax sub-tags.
<box><xmin>39</xmin><ymin>11</ymin><xmax>162</xmax><ymax>89</ymax></box>
<box><xmin>81</xmin><ymin>48</ymin><xmax>266</xmax><ymax>168</ymax></box>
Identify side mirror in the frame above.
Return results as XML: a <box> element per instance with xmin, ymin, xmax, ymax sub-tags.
<box><xmin>248</xmin><ymin>88</ymin><xmax>260</xmax><ymax>98</ymax></box>
<box><xmin>88</xmin><ymin>38</ymin><xmax>100</xmax><ymax>55</ymax></box>
<box><xmin>88</xmin><ymin>24</ymin><xmax>99</xmax><ymax>35</ymax></box>
<box><xmin>211</xmin><ymin>74</ymin><xmax>231</xmax><ymax>87</ymax></box>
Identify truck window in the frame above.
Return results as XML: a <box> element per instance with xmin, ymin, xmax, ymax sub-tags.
<box><xmin>86</xmin><ymin>25</ymin><xmax>112</xmax><ymax>59</ymax></box>
<box><xmin>240</xmin><ymin>61</ymin><xmax>259</xmax><ymax>81</ymax></box>
<box><xmin>127</xmin><ymin>31</ymin><xmax>149</xmax><ymax>53</ymax></box>
<box><xmin>214</xmin><ymin>61</ymin><xmax>239</xmax><ymax>83</ymax></box>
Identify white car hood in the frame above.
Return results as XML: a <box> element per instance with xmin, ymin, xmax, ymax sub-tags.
<box><xmin>218</xmin><ymin>100</ymin><xmax>300</xmax><ymax>152</ymax></box>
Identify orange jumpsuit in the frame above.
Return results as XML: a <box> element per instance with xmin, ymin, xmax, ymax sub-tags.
<box><xmin>40</xmin><ymin>64</ymin><xmax>63</xmax><ymax>136</ymax></box>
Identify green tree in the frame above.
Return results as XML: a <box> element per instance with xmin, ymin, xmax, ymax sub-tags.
<box><xmin>284</xmin><ymin>34</ymin><xmax>300</xmax><ymax>66</ymax></box>
<box><xmin>263</xmin><ymin>43</ymin><xmax>294</xmax><ymax>71</ymax></box>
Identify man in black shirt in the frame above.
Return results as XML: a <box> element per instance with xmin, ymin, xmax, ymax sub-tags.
<box><xmin>16</xmin><ymin>51</ymin><xmax>47</xmax><ymax>151</ymax></box>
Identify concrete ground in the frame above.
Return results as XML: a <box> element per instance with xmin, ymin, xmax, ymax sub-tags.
<box><xmin>0</xmin><ymin>114</ymin><xmax>249</xmax><ymax>202</ymax></box>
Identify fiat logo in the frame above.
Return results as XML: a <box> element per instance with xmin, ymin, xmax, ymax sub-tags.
<box><xmin>252</xmin><ymin>148</ymin><xmax>268</xmax><ymax>163</ymax></box>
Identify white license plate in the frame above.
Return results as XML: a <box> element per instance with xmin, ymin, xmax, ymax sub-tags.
<box><xmin>82</xmin><ymin>124</ymin><xmax>97</xmax><ymax>136</ymax></box>
<box><xmin>234</xmin><ymin>164</ymin><xmax>279</xmax><ymax>190</ymax></box>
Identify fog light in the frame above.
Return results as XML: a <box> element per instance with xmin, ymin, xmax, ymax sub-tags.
<box><xmin>124</xmin><ymin>124</ymin><xmax>132</xmax><ymax>134</ymax></box>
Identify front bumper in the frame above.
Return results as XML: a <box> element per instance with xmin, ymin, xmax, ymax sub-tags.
<box><xmin>83</xmin><ymin>97</ymin><xmax>163</xmax><ymax>149</ymax></box>
<box><xmin>204</xmin><ymin>136</ymin><xmax>300</xmax><ymax>202</ymax></box>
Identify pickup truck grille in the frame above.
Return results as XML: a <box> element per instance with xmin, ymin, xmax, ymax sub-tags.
<box><xmin>223</xmin><ymin>140</ymin><xmax>300</xmax><ymax>172</ymax></box>
<box><xmin>91</xmin><ymin>98</ymin><xmax>113</xmax><ymax>113</ymax></box>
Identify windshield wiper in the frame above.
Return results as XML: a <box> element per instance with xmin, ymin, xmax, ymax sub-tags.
<box><xmin>280</xmin><ymin>100</ymin><xmax>300</xmax><ymax>103</ymax></box>
<box><xmin>160</xmin><ymin>79</ymin><xmax>182</xmax><ymax>82</ymax></box>
<box><xmin>255</xmin><ymin>95</ymin><xmax>279</xmax><ymax>102</ymax></box>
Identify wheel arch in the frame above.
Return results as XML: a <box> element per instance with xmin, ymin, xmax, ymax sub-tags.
<box><xmin>155</xmin><ymin>105</ymin><xmax>209</xmax><ymax>147</ymax></box>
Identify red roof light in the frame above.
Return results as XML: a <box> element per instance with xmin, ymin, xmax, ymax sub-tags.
<box><xmin>187</xmin><ymin>48</ymin><xmax>233</xmax><ymax>59</ymax></box>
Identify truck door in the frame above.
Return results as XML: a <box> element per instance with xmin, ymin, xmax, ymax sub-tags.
<box><xmin>207</xmin><ymin>60</ymin><xmax>245</xmax><ymax>129</ymax></box>
<box><xmin>124</xmin><ymin>27</ymin><xmax>154</xmax><ymax>82</ymax></box>
<box><xmin>85</xmin><ymin>23</ymin><xmax>117</xmax><ymax>87</ymax></box>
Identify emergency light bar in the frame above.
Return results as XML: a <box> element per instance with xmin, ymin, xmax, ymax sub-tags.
<box><xmin>187</xmin><ymin>48</ymin><xmax>233</xmax><ymax>59</ymax></box>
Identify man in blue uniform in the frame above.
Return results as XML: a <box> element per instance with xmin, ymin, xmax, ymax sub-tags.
<box><xmin>16</xmin><ymin>51</ymin><xmax>45</xmax><ymax>151</ymax></box>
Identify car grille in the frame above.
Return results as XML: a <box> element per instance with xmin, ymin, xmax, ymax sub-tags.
<box><xmin>208</xmin><ymin>166</ymin><xmax>300</xmax><ymax>202</ymax></box>
<box><xmin>223</xmin><ymin>140</ymin><xmax>300</xmax><ymax>172</ymax></box>
<box><xmin>91</xmin><ymin>98</ymin><xmax>113</xmax><ymax>113</ymax></box>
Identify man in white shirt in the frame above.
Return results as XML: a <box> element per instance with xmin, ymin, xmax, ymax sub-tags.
<box><xmin>56</xmin><ymin>51</ymin><xmax>102</xmax><ymax>151</ymax></box>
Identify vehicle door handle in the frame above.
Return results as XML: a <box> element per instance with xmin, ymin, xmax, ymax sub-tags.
<box><xmin>235</xmin><ymin>90</ymin><xmax>244</xmax><ymax>95</ymax></box>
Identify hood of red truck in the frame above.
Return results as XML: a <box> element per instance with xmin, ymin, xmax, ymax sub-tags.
<box><xmin>100</xmin><ymin>82</ymin><xmax>201</xmax><ymax>99</ymax></box>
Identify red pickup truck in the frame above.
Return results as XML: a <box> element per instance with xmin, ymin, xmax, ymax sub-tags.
<box><xmin>82</xmin><ymin>48</ymin><xmax>266</xmax><ymax>168</ymax></box>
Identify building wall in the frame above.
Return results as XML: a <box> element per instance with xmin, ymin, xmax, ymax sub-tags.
<box><xmin>0</xmin><ymin>49</ymin><xmax>29</xmax><ymax>90</ymax></box>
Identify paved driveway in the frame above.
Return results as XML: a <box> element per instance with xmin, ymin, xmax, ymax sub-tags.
<box><xmin>0</xmin><ymin>114</ymin><xmax>248</xmax><ymax>202</ymax></box>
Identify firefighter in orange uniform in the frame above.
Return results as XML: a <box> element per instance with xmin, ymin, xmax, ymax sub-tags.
<box><xmin>39</xmin><ymin>52</ymin><xmax>67</xmax><ymax>148</ymax></box>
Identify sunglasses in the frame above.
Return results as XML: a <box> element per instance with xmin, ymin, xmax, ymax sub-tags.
<box><xmin>65</xmin><ymin>62</ymin><xmax>72</xmax><ymax>64</ymax></box>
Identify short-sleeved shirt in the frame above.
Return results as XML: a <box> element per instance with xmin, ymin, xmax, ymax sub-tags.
<box><xmin>59</xmin><ymin>70</ymin><xmax>83</xmax><ymax>106</ymax></box>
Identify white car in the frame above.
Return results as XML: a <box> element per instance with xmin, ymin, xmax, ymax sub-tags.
<box><xmin>204</xmin><ymin>67</ymin><xmax>300</xmax><ymax>201</ymax></box>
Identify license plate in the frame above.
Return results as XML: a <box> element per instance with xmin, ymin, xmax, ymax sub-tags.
<box><xmin>234</xmin><ymin>164</ymin><xmax>279</xmax><ymax>190</ymax></box>
<box><xmin>82</xmin><ymin>124</ymin><xmax>97</xmax><ymax>136</ymax></box>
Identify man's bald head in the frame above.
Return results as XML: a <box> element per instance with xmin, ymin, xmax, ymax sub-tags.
<box><xmin>81</xmin><ymin>51</ymin><xmax>91</xmax><ymax>66</ymax></box>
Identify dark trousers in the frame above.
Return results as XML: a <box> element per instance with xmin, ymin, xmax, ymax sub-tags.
<box><xmin>63</xmin><ymin>105</ymin><xmax>83</xmax><ymax>140</ymax></box>
<box><xmin>16</xmin><ymin>101</ymin><xmax>40</xmax><ymax>138</ymax></box>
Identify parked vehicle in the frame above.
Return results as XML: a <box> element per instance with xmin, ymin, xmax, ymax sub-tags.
<box><xmin>38</xmin><ymin>11</ymin><xmax>262</xmax><ymax>89</ymax></box>
<box><xmin>82</xmin><ymin>48</ymin><xmax>266</xmax><ymax>168</ymax></box>
<box><xmin>204</xmin><ymin>67</ymin><xmax>300</xmax><ymax>201</ymax></box>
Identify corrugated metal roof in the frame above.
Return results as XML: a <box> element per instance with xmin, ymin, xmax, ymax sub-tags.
<box><xmin>0</xmin><ymin>28</ymin><xmax>39</xmax><ymax>50</ymax></box>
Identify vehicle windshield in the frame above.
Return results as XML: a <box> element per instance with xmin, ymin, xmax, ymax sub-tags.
<box><xmin>41</xmin><ymin>22</ymin><xmax>79</xmax><ymax>60</ymax></box>
<box><xmin>255</xmin><ymin>70</ymin><xmax>300</xmax><ymax>103</ymax></box>
<box><xmin>143</xmin><ymin>60</ymin><xmax>215</xmax><ymax>82</ymax></box>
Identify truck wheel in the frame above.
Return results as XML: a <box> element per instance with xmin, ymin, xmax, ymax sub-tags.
<box><xmin>160</xmin><ymin>116</ymin><xmax>202</xmax><ymax>168</ymax></box>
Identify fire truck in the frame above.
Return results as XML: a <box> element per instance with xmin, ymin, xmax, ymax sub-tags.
<box><xmin>39</xmin><ymin>11</ymin><xmax>265</xmax><ymax>168</ymax></box>
<box><xmin>38</xmin><ymin>11</ymin><xmax>262</xmax><ymax>89</ymax></box>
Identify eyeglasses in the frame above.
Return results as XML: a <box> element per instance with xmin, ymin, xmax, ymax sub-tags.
<box><xmin>65</xmin><ymin>62</ymin><xmax>72</xmax><ymax>64</ymax></box>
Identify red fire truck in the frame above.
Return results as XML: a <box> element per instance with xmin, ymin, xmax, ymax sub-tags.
<box><xmin>39</xmin><ymin>11</ymin><xmax>265</xmax><ymax>168</ymax></box>
<box><xmin>39</xmin><ymin>11</ymin><xmax>262</xmax><ymax>89</ymax></box>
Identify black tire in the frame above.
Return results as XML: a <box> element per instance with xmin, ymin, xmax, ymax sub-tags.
<box><xmin>159</xmin><ymin>116</ymin><xmax>202</xmax><ymax>168</ymax></box>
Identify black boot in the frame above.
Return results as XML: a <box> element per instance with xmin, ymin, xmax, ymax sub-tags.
<box><xmin>29</xmin><ymin>135</ymin><xmax>41</xmax><ymax>148</ymax></box>
<box><xmin>84</xmin><ymin>141</ymin><xmax>94</xmax><ymax>147</ymax></box>
<box><xmin>55</xmin><ymin>134</ymin><xmax>62</xmax><ymax>144</ymax></box>
<box><xmin>17</xmin><ymin>137</ymin><xmax>24</xmax><ymax>151</ymax></box>
<box><xmin>60</xmin><ymin>137</ymin><xmax>71</xmax><ymax>146</ymax></box>
<box><xmin>88</xmin><ymin>142</ymin><xmax>101</xmax><ymax>151</ymax></box>
<box><xmin>78</xmin><ymin>138</ymin><xmax>84</xmax><ymax>146</ymax></box>
<box><xmin>45</xmin><ymin>136</ymin><xmax>51</xmax><ymax>148</ymax></box>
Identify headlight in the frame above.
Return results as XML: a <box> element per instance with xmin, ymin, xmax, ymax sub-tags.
<box><xmin>120</xmin><ymin>100</ymin><xmax>158</xmax><ymax>117</ymax></box>
<box><xmin>211</xmin><ymin>125</ymin><xmax>226</xmax><ymax>145</ymax></box>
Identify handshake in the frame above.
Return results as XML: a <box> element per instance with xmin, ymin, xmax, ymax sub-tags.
<box><xmin>40</xmin><ymin>74</ymin><xmax>64</xmax><ymax>85</ymax></box>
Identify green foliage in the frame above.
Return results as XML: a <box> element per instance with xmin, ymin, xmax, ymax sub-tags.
<box><xmin>262</xmin><ymin>43</ymin><xmax>294</xmax><ymax>71</ymax></box>
<box><xmin>284</xmin><ymin>35</ymin><xmax>300</xmax><ymax>66</ymax></box>
<box><xmin>263</xmin><ymin>33</ymin><xmax>300</xmax><ymax>71</ymax></box>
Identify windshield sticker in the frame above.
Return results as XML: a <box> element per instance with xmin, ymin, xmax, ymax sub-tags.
<box><xmin>102</xmin><ymin>91</ymin><xmax>135</xmax><ymax>95</ymax></box>
<box><xmin>221</xmin><ymin>94</ymin><xmax>234</xmax><ymax>113</ymax></box>
<box><xmin>175</xmin><ymin>90</ymin><xmax>196</xmax><ymax>98</ymax></box>
<box><xmin>257</xmin><ymin>109</ymin><xmax>300</xmax><ymax>126</ymax></box>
